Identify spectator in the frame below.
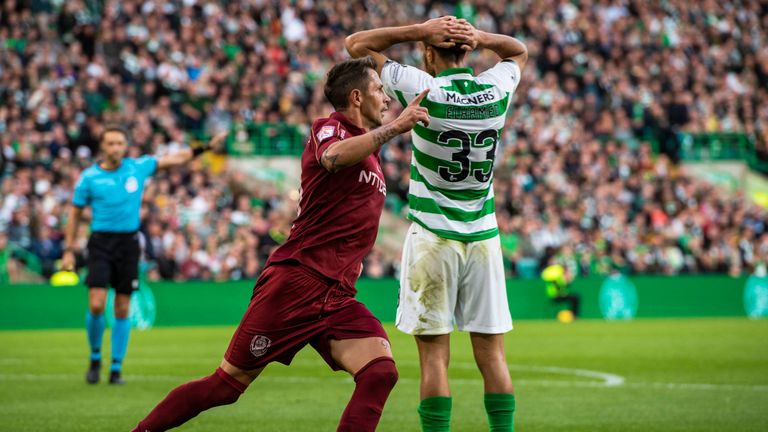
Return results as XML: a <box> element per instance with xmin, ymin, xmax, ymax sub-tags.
<box><xmin>1</xmin><ymin>0</ymin><xmax>767</xmax><ymax>283</ymax></box>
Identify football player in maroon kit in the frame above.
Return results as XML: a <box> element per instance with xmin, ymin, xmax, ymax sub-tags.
<box><xmin>132</xmin><ymin>56</ymin><xmax>430</xmax><ymax>432</ymax></box>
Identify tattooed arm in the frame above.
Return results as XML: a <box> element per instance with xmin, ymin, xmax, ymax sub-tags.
<box><xmin>319</xmin><ymin>89</ymin><xmax>431</xmax><ymax>173</ymax></box>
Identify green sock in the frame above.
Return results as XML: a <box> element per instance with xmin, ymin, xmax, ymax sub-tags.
<box><xmin>418</xmin><ymin>396</ymin><xmax>452</xmax><ymax>432</ymax></box>
<box><xmin>485</xmin><ymin>393</ymin><xmax>516</xmax><ymax>431</ymax></box>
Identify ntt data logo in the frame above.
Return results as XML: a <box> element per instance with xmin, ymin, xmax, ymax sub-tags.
<box><xmin>250</xmin><ymin>335</ymin><xmax>272</xmax><ymax>357</ymax></box>
<box><xmin>744</xmin><ymin>275</ymin><xmax>768</xmax><ymax>319</ymax></box>
<box><xmin>599</xmin><ymin>274</ymin><xmax>638</xmax><ymax>320</ymax></box>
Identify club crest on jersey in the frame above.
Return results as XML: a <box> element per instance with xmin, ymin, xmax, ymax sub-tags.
<box><xmin>125</xmin><ymin>176</ymin><xmax>139</xmax><ymax>193</ymax></box>
<box><xmin>250</xmin><ymin>335</ymin><xmax>271</xmax><ymax>357</ymax></box>
<box><xmin>316</xmin><ymin>125</ymin><xmax>336</xmax><ymax>142</ymax></box>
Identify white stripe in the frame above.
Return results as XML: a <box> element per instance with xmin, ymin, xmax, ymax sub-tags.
<box><xmin>2</xmin><ymin>370</ymin><xmax>767</xmax><ymax>392</ymax></box>
<box><xmin>426</xmin><ymin>87</ymin><xmax>509</xmax><ymax>107</ymax></box>
<box><xmin>409</xmin><ymin>179</ymin><xmax>493</xmax><ymax>211</ymax></box>
<box><xmin>410</xmin><ymin>210</ymin><xmax>498</xmax><ymax>233</ymax></box>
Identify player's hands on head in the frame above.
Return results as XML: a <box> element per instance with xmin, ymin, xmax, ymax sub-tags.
<box><xmin>455</xmin><ymin>19</ymin><xmax>479</xmax><ymax>51</ymax></box>
<box><xmin>420</xmin><ymin>16</ymin><xmax>474</xmax><ymax>50</ymax></box>
<box><xmin>395</xmin><ymin>89</ymin><xmax>430</xmax><ymax>132</ymax></box>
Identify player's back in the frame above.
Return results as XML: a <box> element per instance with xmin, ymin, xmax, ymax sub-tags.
<box><xmin>381</xmin><ymin>61</ymin><xmax>522</xmax><ymax>242</ymax></box>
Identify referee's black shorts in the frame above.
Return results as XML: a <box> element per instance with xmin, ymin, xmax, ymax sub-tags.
<box><xmin>85</xmin><ymin>232</ymin><xmax>140</xmax><ymax>294</ymax></box>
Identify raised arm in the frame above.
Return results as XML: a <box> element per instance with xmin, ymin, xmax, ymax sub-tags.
<box><xmin>320</xmin><ymin>90</ymin><xmax>431</xmax><ymax>173</ymax></box>
<box><xmin>345</xmin><ymin>17</ymin><xmax>472</xmax><ymax>74</ymax></box>
<box><xmin>156</xmin><ymin>132</ymin><xmax>228</xmax><ymax>170</ymax></box>
<box><xmin>467</xmin><ymin>23</ymin><xmax>528</xmax><ymax>70</ymax></box>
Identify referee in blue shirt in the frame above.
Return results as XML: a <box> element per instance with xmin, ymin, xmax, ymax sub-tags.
<box><xmin>62</xmin><ymin>126</ymin><xmax>226</xmax><ymax>385</ymax></box>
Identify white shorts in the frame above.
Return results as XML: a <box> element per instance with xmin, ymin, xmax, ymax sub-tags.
<box><xmin>396</xmin><ymin>222</ymin><xmax>513</xmax><ymax>335</ymax></box>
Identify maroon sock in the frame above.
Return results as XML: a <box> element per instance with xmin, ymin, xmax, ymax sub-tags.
<box><xmin>337</xmin><ymin>357</ymin><xmax>398</xmax><ymax>432</ymax></box>
<box><xmin>133</xmin><ymin>368</ymin><xmax>246</xmax><ymax>432</ymax></box>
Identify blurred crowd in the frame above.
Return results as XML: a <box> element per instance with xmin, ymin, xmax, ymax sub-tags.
<box><xmin>1</xmin><ymin>155</ymin><xmax>298</xmax><ymax>281</ymax></box>
<box><xmin>1</xmin><ymin>0</ymin><xmax>768</xmax><ymax>282</ymax></box>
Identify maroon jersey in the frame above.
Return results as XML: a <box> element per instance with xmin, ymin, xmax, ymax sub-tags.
<box><xmin>266</xmin><ymin>112</ymin><xmax>387</xmax><ymax>293</ymax></box>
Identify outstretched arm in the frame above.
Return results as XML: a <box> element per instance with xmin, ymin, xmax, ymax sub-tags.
<box><xmin>156</xmin><ymin>132</ymin><xmax>228</xmax><ymax>170</ymax></box>
<box><xmin>319</xmin><ymin>90</ymin><xmax>431</xmax><ymax>173</ymax></box>
<box><xmin>345</xmin><ymin>17</ymin><xmax>472</xmax><ymax>74</ymax></box>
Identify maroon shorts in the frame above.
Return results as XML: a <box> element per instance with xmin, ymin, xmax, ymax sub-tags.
<box><xmin>224</xmin><ymin>262</ymin><xmax>388</xmax><ymax>371</ymax></box>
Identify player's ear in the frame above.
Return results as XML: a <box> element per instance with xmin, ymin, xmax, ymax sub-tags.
<box><xmin>423</xmin><ymin>46</ymin><xmax>434</xmax><ymax>72</ymax></box>
<box><xmin>349</xmin><ymin>88</ymin><xmax>363</xmax><ymax>108</ymax></box>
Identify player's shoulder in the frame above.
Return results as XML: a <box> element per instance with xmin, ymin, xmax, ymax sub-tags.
<box><xmin>75</xmin><ymin>165</ymin><xmax>99</xmax><ymax>188</ymax></box>
<box><xmin>80</xmin><ymin>165</ymin><xmax>101</xmax><ymax>178</ymax></box>
<box><xmin>311</xmin><ymin>116</ymin><xmax>342</xmax><ymax>130</ymax></box>
<box><xmin>477</xmin><ymin>60</ymin><xmax>521</xmax><ymax>80</ymax></box>
<box><xmin>311</xmin><ymin>117</ymin><xmax>346</xmax><ymax>142</ymax></box>
<box><xmin>382</xmin><ymin>60</ymin><xmax>412</xmax><ymax>82</ymax></box>
<box><xmin>475</xmin><ymin>60</ymin><xmax>522</xmax><ymax>91</ymax></box>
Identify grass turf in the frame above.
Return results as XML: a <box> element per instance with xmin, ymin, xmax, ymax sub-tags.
<box><xmin>0</xmin><ymin>318</ymin><xmax>766</xmax><ymax>431</ymax></box>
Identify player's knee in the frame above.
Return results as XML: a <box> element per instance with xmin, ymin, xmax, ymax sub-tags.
<box><xmin>89</xmin><ymin>300</ymin><xmax>105</xmax><ymax>315</ymax></box>
<box><xmin>355</xmin><ymin>357</ymin><xmax>398</xmax><ymax>390</ymax></box>
<box><xmin>476</xmin><ymin>352</ymin><xmax>507</xmax><ymax>372</ymax></box>
<box><xmin>114</xmin><ymin>304</ymin><xmax>130</xmax><ymax>319</ymax></box>
<box><xmin>112</xmin><ymin>294</ymin><xmax>131</xmax><ymax>318</ymax></box>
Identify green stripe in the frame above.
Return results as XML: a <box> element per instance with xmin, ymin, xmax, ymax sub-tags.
<box><xmin>410</xmin><ymin>165</ymin><xmax>489</xmax><ymax>201</ymax></box>
<box><xmin>409</xmin><ymin>194</ymin><xmax>495</xmax><ymax>222</ymax></box>
<box><xmin>412</xmin><ymin>125</ymin><xmax>503</xmax><ymax>148</ymax></box>
<box><xmin>436</xmin><ymin>67</ymin><xmax>474</xmax><ymax>77</ymax></box>
<box><xmin>412</xmin><ymin>144</ymin><xmax>454</xmax><ymax>173</ymax></box>
<box><xmin>412</xmin><ymin>124</ymin><xmax>458</xmax><ymax>147</ymax></box>
<box><xmin>421</xmin><ymin>95</ymin><xmax>509</xmax><ymax>120</ymax></box>
<box><xmin>440</xmin><ymin>79</ymin><xmax>494</xmax><ymax>95</ymax></box>
<box><xmin>394</xmin><ymin>89</ymin><xmax>408</xmax><ymax>107</ymax></box>
<box><xmin>408</xmin><ymin>214</ymin><xmax>499</xmax><ymax>243</ymax></box>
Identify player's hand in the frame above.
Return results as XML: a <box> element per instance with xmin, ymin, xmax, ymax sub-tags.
<box><xmin>395</xmin><ymin>89</ymin><xmax>431</xmax><ymax>132</ymax></box>
<box><xmin>419</xmin><ymin>16</ymin><xmax>473</xmax><ymax>49</ymax></box>
<box><xmin>455</xmin><ymin>19</ymin><xmax>480</xmax><ymax>51</ymax></box>
<box><xmin>61</xmin><ymin>250</ymin><xmax>76</xmax><ymax>272</ymax></box>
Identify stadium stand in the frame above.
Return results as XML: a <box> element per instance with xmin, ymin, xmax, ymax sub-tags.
<box><xmin>1</xmin><ymin>0</ymin><xmax>767</xmax><ymax>283</ymax></box>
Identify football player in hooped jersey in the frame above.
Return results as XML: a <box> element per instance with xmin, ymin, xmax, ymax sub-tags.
<box><xmin>132</xmin><ymin>57</ymin><xmax>430</xmax><ymax>432</ymax></box>
<box><xmin>347</xmin><ymin>16</ymin><xmax>528</xmax><ymax>432</ymax></box>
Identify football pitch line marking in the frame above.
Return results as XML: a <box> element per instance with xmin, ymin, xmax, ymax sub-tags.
<box><xmin>2</xmin><ymin>372</ymin><xmax>767</xmax><ymax>393</ymax></box>
<box><xmin>0</xmin><ymin>358</ymin><xmax>623</xmax><ymax>386</ymax></box>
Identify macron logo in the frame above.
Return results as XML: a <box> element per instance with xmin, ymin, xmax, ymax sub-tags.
<box><xmin>359</xmin><ymin>170</ymin><xmax>387</xmax><ymax>196</ymax></box>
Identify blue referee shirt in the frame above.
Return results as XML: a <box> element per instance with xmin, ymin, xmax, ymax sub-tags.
<box><xmin>72</xmin><ymin>156</ymin><xmax>157</xmax><ymax>233</ymax></box>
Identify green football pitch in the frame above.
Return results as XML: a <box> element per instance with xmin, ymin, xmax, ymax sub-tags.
<box><xmin>1</xmin><ymin>318</ymin><xmax>766</xmax><ymax>431</ymax></box>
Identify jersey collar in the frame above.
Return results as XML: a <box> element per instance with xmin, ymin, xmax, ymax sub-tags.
<box><xmin>330</xmin><ymin>111</ymin><xmax>366</xmax><ymax>135</ymax></box>
<box><xmin>436</xmin><ymin>67</ymin><xmax>474</xmax><ymax>77</ymax></box>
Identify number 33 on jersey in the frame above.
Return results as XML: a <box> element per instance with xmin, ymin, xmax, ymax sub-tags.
<box><xmin>380</xmin><ymin>60</ymin><xmax>522</xmax><ymax>242</ymax></box>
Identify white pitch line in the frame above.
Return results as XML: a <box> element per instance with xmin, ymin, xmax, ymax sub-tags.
<box><xmin>1</xmin><ymin>373</ymin><xmax>767</xmax><ymax>392</ymax></box>
<box><xmin>0</xmin><ymin>358</ymin><xmax>625</xmax><ymax>386</ymax></box>
<box><xmin>457</xmin><ymin>363</ymin><xmax>625</xmax><ymax>387</ymax></box>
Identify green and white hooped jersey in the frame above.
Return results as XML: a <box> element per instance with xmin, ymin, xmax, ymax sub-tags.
<box><xmin>381</xmin><ymin>60</ymin><xmax>522</xmax><ymax>242</ymax></box>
